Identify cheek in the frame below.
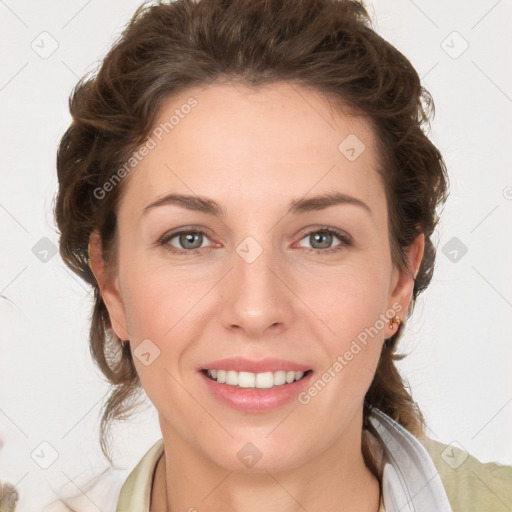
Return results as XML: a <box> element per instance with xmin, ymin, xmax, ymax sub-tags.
<box><xmin>121</xmin><ymin>245</ymin><xmax>393</xmax><ymax>346</ymax></box>
<box><xmin>120</xmin><ymin>270</ymin><xmax>193</xmax><ymax>408</ymax></box>
<box><xmin>299</xmin><ymin>262</ymin><xmax>391</xmax><ymax>389</ymax></box>
<box><xmin>119</xmin><ymin>262</ymin><xmax>212</xmax><ymax>390</ymax></box>
<box><xmin>302</xmin><ymin>259</ymin><xmax>392</xmax><ymax>336</ymax></box>
<box><xmin>120</xmin><ymin>257</ymin><xmax>203</xmax><ymax>339</ymax></box>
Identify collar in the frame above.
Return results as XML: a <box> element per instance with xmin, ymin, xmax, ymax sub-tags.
<box><xmin>116</xmin><ymin>407</ymin><xmax>452</xmax><ymax>512</ymax></box>
<box><xmin>368</xmin><ymin>406</ymin><xmax>453</xmax><ymax>512</ymax></box>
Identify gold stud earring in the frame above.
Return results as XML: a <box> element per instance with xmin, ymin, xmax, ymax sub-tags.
<box><xmin>389</xmin><ymin>316</ymin><xmax>401</xmax><ymax>330</ymax></box>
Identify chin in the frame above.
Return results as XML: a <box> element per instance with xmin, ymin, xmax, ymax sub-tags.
<box><xmin>203</xmin><ymin>437</ymin><xmax>309</xmax><ymax>474</ymax></box>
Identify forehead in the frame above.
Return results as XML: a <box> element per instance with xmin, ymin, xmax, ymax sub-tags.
<box><xmin>117</xmin><ymin>81</ymin><xmax>384</xmax><ymax>218</ymax></box>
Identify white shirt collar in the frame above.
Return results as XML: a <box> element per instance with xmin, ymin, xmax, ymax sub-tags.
<box><xmin>368</xmin><ymin>407</ymin><xmax>452</xmax><ymax>512</ymax></box>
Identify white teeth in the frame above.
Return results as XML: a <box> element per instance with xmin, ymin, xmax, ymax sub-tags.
<box><xmin>205</xmin><ymin>369</ymin><xmax>308</xmax><ymax>388</ymax></box>
<box><xmin>238</xmin><ymin>371</ymin><xmax>255</xmax><ymax>388</ymax></box>
<box><xmin>255</xmin><ymin>372</ymin><xmax>274</xmax><ymax>389</ymax></box>
<box><xmin>274</xmin><ymin>370</ymin><xmax>286</xmax><ymax>386</ymax></box>
<box><xmin>226</xmin><ymin>370</ymin><xmax>238</xmax><ymax>385</ymax></box>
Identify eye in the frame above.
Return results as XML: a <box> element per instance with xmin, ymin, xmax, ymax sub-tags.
<box><xmin>297</xmin><ymin>227</ymin><xmax>352</xmax><ymax>253</ymax></box>
<box><xmin>158</xmin><ymin>226</ymin><xmax>352</xmax><ymax>256</ymax></box>
<box><xmin>159</xmin><ymin>229</ymin><xmax>214</xmax><ymax>255</ymax></box>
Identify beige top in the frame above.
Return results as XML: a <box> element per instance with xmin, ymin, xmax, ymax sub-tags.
<box><xmin>115</xmin><ymin>436</ymin><xmax>512</xmax><ymax>512</ymax></box>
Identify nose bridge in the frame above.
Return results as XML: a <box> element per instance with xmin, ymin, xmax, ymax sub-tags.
<box><xmin>221</xmin><ymin>231</ymin><xmax>291</xmax><ymax>336</ymax></box>
<box><xmin>236</xmin><ymin>233</ymin><xmax>277</xmax><ymax>291</ymax></box>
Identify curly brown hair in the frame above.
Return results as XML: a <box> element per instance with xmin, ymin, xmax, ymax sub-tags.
<box><xmin>54</xmin><ymin>0</ymin><xmax>448</xmax><ymax>478</ymax></box>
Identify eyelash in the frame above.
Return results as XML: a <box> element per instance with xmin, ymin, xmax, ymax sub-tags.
<box><xmin>158</xmin><ymin>226</ymin><xmax>352</xmax><ymax>256</ymax></box>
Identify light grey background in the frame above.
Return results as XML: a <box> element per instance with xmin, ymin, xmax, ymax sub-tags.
<box><xmin>1</xmin><ymin>0</ymin><xmax>511</xmax><ymax>510</ymax></box>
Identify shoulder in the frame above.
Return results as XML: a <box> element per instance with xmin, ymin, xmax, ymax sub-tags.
<box><xmin>116</xmin><ymin>438</ymin><xmax>165</xmax><ymax>511</ymax></box>
<box><xmin>39</xmin><ymin>439</ymin><xmax>162</xmax><ymax>512</ymax></box>
<box><xmin>419</xmin><ymin>436</ymin><xmax>512</xmax><ymax>512</ymax></box>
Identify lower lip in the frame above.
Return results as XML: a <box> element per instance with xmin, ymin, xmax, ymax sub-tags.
<box><xmin>200</xmin><ymin>371</ymin><xmax>314</xmax><ymax>413</ymax></box>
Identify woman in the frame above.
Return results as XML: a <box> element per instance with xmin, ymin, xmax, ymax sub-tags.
<box><xmin>50</xmin><ymin>0</ymin><xmax>512</xmax><ymax>511</ymax></box>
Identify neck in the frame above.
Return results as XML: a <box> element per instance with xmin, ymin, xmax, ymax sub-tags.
<box><xmin>151</xmin><ymin>425</ymin><xmax>383</xmax><ymax>512</ymax></box>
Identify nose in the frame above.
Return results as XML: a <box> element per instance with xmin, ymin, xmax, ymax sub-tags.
<box><xmin>220</xmin><ymin>239</ymin><xmax>294</xmax><ymax>339</ymax></box>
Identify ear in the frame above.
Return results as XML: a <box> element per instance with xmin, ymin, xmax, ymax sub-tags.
<box><xmin>388</xmin><ymin>233</ymin><xmax>425</xmax><ymax>316</ymax></box>
<box><xmin>88</xmin><ymin>230</ymin><xmax>130</xmax><ymax>340</ymax></box>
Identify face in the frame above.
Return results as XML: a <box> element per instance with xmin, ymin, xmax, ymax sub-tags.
<box><xmin>89</xmin><ymin>81</ymin><xmax>423</xmax><ymax>473</ymax></box>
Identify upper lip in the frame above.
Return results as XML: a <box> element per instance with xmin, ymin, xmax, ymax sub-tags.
<box><xmin>200</xmin><ymin>357</ymin><xmax>312</xmax><ymax>373</ymax></box>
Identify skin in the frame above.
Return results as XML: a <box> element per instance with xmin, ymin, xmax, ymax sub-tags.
<box><xmin>89</xmin><ymin>81</ymin><xmax>424</xmax><ymax>512</ymax></box>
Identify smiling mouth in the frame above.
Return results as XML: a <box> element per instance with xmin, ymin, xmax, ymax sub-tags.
<box><xmin>201</xmin><ymin>369</ymin><xmax>313</xmax><ymax>389</ymax></box>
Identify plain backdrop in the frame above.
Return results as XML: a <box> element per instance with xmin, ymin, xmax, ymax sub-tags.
<box><xmin>1</xmin><ymin>0</ymin><xmax>511</xmax><ymax>510</ymax></box>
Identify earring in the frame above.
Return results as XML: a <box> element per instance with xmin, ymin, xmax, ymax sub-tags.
<box><xmin>389</xmin><ymin>316</ymin><xmax>401</xmax><ymax>330</ymax></box>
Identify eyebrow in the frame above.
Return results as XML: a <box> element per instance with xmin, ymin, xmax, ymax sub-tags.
<box><xmin>142</xmin><ymin>191</ymin><xmax>372</xmax><ymax>217</ymax></box>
